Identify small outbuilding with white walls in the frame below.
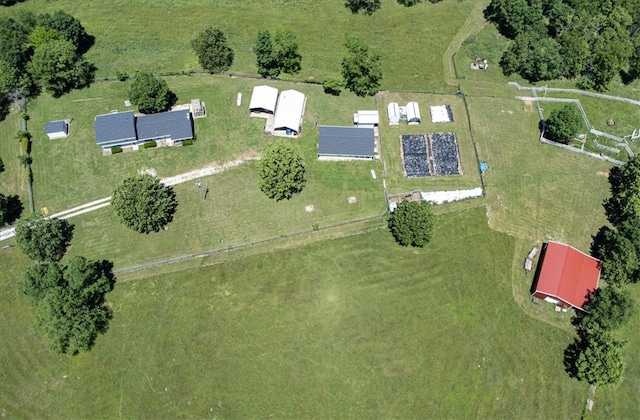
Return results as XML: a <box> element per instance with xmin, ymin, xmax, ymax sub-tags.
<box><xmin>273</xmin><ymin>89</ymin><xmax>306</xmax><ymax>137</ymax></box>
<box><xmin>353</xmin><ymin>110</ymin><xmax>379</xmax><ymax>129</ymax></box>
<box><xmin>45</xmin><ymin>120</ymin><xmax>69</xmax><ymax>139</ymax></box>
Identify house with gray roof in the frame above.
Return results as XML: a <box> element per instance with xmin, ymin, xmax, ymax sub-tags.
<box><xmin>136</xmin><ymin>109</ymin><xmax>193</xmax><ymax>143</ymax></box>
<box><xmin>94</xmin><ymin>109</ymin><xmax>194</xmax><ymax>149</ymax></box>
<box><xmin>318</xmin><ymin>126</ymin><xmax>377</xmax><ymax>160</ymax></box>
<box><xmin>94</xmin><ymin>111</ymin><xmax>137</xmax><ymax>149</ymax></box>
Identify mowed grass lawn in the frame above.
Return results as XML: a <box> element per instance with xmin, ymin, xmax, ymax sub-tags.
<box><xmin>0</xmin><ymin>0</ymin><xmax>478</xmax><ymax>91</ymax></box>
<box><xmin>16</xmin><ymin>76</ymin><xmax>382</xmax><ymax>214</ymax></box>
<box><xmin>67</xmin><ymin>160</ymin><xmax>385</xmax><ymax>270</ymax></box>
<box><xmin>0</xmin><ymin>207</ymin><xmax>588</xmax><ymax>418</ymax></box>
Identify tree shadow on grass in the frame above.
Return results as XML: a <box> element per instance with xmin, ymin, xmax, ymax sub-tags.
<box><xmin>2</xmin><ymin>195</ymin><xmax>24</xmax><ymax>225</ymax></box>
<box><xmin>563</xmin><ymin>329</ymin><xmax>588</xmax><ymax>379</ymax></box>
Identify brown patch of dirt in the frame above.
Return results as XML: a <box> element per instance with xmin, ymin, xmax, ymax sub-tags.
<box><xmin>597</xmin><ymin>171</ymin><xmax>609</xmax><ymax>177</ymax></box>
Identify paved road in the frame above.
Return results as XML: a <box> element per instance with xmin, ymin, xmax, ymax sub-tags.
<box><xmin>0</xmin><ymin>156</ymin><xmax>259</xmax><ymax>242</ymax></box>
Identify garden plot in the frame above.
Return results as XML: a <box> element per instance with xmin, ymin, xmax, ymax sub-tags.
<box><xmin>401</xmin><ymin>133</ymin><xmax>461</xmax><ymax>177</ymax></box>
<box><xmin>401</xmin><ymin>135</ymin><xmax>431</xmax><ymax>177</ymax></box>
<box><xmin>431</xmin><ymin>133</ymin><xmax>461</xmax><ymax>176</ymax></box>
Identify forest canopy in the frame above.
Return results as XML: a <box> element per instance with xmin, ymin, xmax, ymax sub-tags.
<box><xmin>485</xmin><ymin>0</ymin><xmax>640</xmax><ymax>91</ymax></box>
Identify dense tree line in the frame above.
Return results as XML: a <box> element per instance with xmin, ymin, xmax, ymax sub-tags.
<box><xmin>0</xmin><ymin>9</ymin><xmax>93</xmax><ymax>107</ymax></box>
<box><xmin>486</xmin><ymin>0</ymin><xmax>640</xmax><ymax>91</ymax></box>
<box><xmin>564</xmin><ymin>158</ymin><xmax>640</xmax><ymax>387</ymax></box>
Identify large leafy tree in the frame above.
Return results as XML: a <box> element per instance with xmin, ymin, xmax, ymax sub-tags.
<box><xmin>0</xmin><ymin>16</ymin><xmax>31</xmax><ymax>72</ymax></box>
<box><xmin>258</xmin><ymin>141</ymin><xmax>306</xmax><ymax>201</ymax></box>
<box><xmin>255</xmin><ymin>30</ymin><xmax>279</xmax><ymax>78</ymax></box>
<box><xmin>500</xmin><ymin>31</ymin><xmax>563</xmax><ymax>82</ymax></box>
<box><xmin>36</xmin><ymin>10</ymin><xmax>89</xmax><ymax>52</ymax></box>
<box><xmin>27</xmin><ymin>39</ymin><xmax>93</xmax><ymax>97</ymax></box>
<box><xmin>345</xmin><ymin>0</ymin><xmax>381</xmax><ymax>15</ymax></box>
<box><xmin>544</xmin><ymin>104</ymin><xmax>583</xmax><ymax>144</ymax></box>
<box><xmin>603</xmin><ymin>159</ymin><xmax>640</xmax><ymax>225</ymax></box>
<box><xmin>191</xmin><ymin>27</ymin><xmax>234</xmax><ymax>73</ymax></box>
<box><xmin>19</xmin><ymin>256</ymin><xmax>115</xmax><ymax>355</ymax></box>
<box><xmin>273</xmin><ymin>29</ymin><xmax>302</xmax><ymax>75</ymax></box>
<box><xmin>128</xmin><ymin>71</ymin><xmax>176</xmax><ymax>114</ymax></box>
<box><xmin>388</xmin><ymin>201</ymin><xmax>436</xmax><ymax>247</ymax></box>
<box><xmin>573</xmin><ymin>331</ymin><xmax>626</xmax><ymax>387</ymax></box>
<box><xmin>487</xmin><ymin>0</ymin><xmax>638</xmax><ymax>89</ymax></box>
<box><xmin>581</xmin><ymin>286</ymin><xmax>636</xmax><ymax>331</ymax></box>
<box><xmin>111</xmin><ymin>174</ymin><xmax>178</xmax><ymax>234</ymax></box>
<box><xmin>254</xmin><ymin>29</ymin><xmax>301</xmax><ymax>77</ymax></box>
<box><xmin>484</xmin><ymin>0</ymin><xmax>545</xmax><ymax>39</ymax></box>
<box><xmin>341</xmin><ymin>36</ymin><xmax>382</xmax><ymax>97</ymax></box>
<box><xmin>27</xmin><ymin>26</ymin><xmax>64</xmax><ymax>49</ymax></box>
<box><xmin>15</xmin><ymin>214</ymin><xmax>74</xmax><ymax>262</ymax></box>
<box><xmin>591</xmin><ymin>225</ymin><xmax>639</xmax><ymax>285</ymax></box>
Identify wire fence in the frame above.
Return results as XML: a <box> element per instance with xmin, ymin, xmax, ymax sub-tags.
<box><xmin>114</xmin><ymin>211</ymin><xmax>387</xmax><ymax>276</ymax></box>
<box><xmin>513</xmin><ymin>83</ymin><xmax>637</xmax><ymax>164</ymax></box>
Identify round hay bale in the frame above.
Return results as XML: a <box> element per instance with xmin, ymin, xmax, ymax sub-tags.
<box><xmin>607</xmin><ymin>118</ymin><xmax>615</xmax><ymax>126</ymax></box>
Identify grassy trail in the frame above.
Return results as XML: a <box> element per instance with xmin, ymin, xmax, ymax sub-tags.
<box><xmin>443</xmin><ymin>0</ymin><xmax>491</xmax><ymax>84</ymax></box>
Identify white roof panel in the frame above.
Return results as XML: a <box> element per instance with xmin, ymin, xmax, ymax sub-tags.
<box><xmin>273</xmin><ymin>89</ymin><xmax>306</xmax><ymax>133</ymax></box>
<box><xmin>249</xmin><ymin>85</ymin><xmax>278</xmax><ymax>113</ymax></box>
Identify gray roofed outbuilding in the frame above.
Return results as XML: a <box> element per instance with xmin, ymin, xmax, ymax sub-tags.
<box><xmin>45</xmin><ymin>120</ymin><xmax>69</xmax><ymax>139</ymax></box>
<box><xmin>94</xmin><ymin>111</ymin><xmax>137</xmax><ymax>148</ymax></box>
<box><xmin>136</xmin><ymin>109</ymin><xmax>194</xmax><ymax>142</ymax></box>
<box><xmin>318</xmin><ymin>126</ymin><xmax>377</xmax><ymax>160</ymax></box>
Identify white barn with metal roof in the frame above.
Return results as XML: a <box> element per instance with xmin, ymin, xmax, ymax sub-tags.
<box><xmin>273</xmin><ymin>89</ymin><xmax>306</xmax><ymax>136</ymax></box>
<box><xmin>249</xmin><ymin>85</ymin><xmax>279</xmax><ymax>115</ymax></box>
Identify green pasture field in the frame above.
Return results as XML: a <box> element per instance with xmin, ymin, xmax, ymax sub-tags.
<box><xmin>13</xmin><ymin>76</ymin><xmax>381</xmax><ymax>213</ymax></box>
<box><xmin>66</xmin><ymin>160</ymin><xmax>385</xmax><ymax>270</ymax></box>
<box><xmin>1</xmin><ymin>1</ymin><xmax>640</xmax><ymax>417</ymax></box>
<box><xmin>378</xmin><ymin>92</ymin><xmax>482</xmax><ymax>194</ymax></box>
<box><xmin>0</xmin><ymin>0</ymin><xmax>478</xmax><ymax>92</ymax></box>
<box><xmin>466</xmin><ymin>95</ymin><xmax>612</xmax><ymax>325</ymax></box>
<box><xmin>0</xmin><ymin>207</ymin><xmax>591</xmax><ymax>418</ymax></box>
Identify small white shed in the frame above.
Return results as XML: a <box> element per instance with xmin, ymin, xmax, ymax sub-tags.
<box><xmin>406</xmin><ymin>102</ymin><xmax>421</xmax><ymax>125</ymax></box>
<box><xmin>45</xmin><ymin>120</ymin><xmax>69</xmax><ymax>140</ymax></box>
<box><xmin>387</xmin><ymin>102</ymin><xmax>400</xmax><ymax>125</ymax></box>
<box><xmin>353</xmin><ymin>110</ymin><xmax>379</xmax><ymax>128</ymax></box>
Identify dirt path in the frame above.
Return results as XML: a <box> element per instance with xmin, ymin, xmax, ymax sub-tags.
<box><xmin>0</xmin><ymin>154</ymin><xmax>260</xmax><ymax>242</ymax></box>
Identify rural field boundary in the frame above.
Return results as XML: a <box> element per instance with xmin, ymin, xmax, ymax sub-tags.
<box><xmin>114</xmin><ymin>212</ymin><xmax>387</xmax><ymax>277</ymax></box>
